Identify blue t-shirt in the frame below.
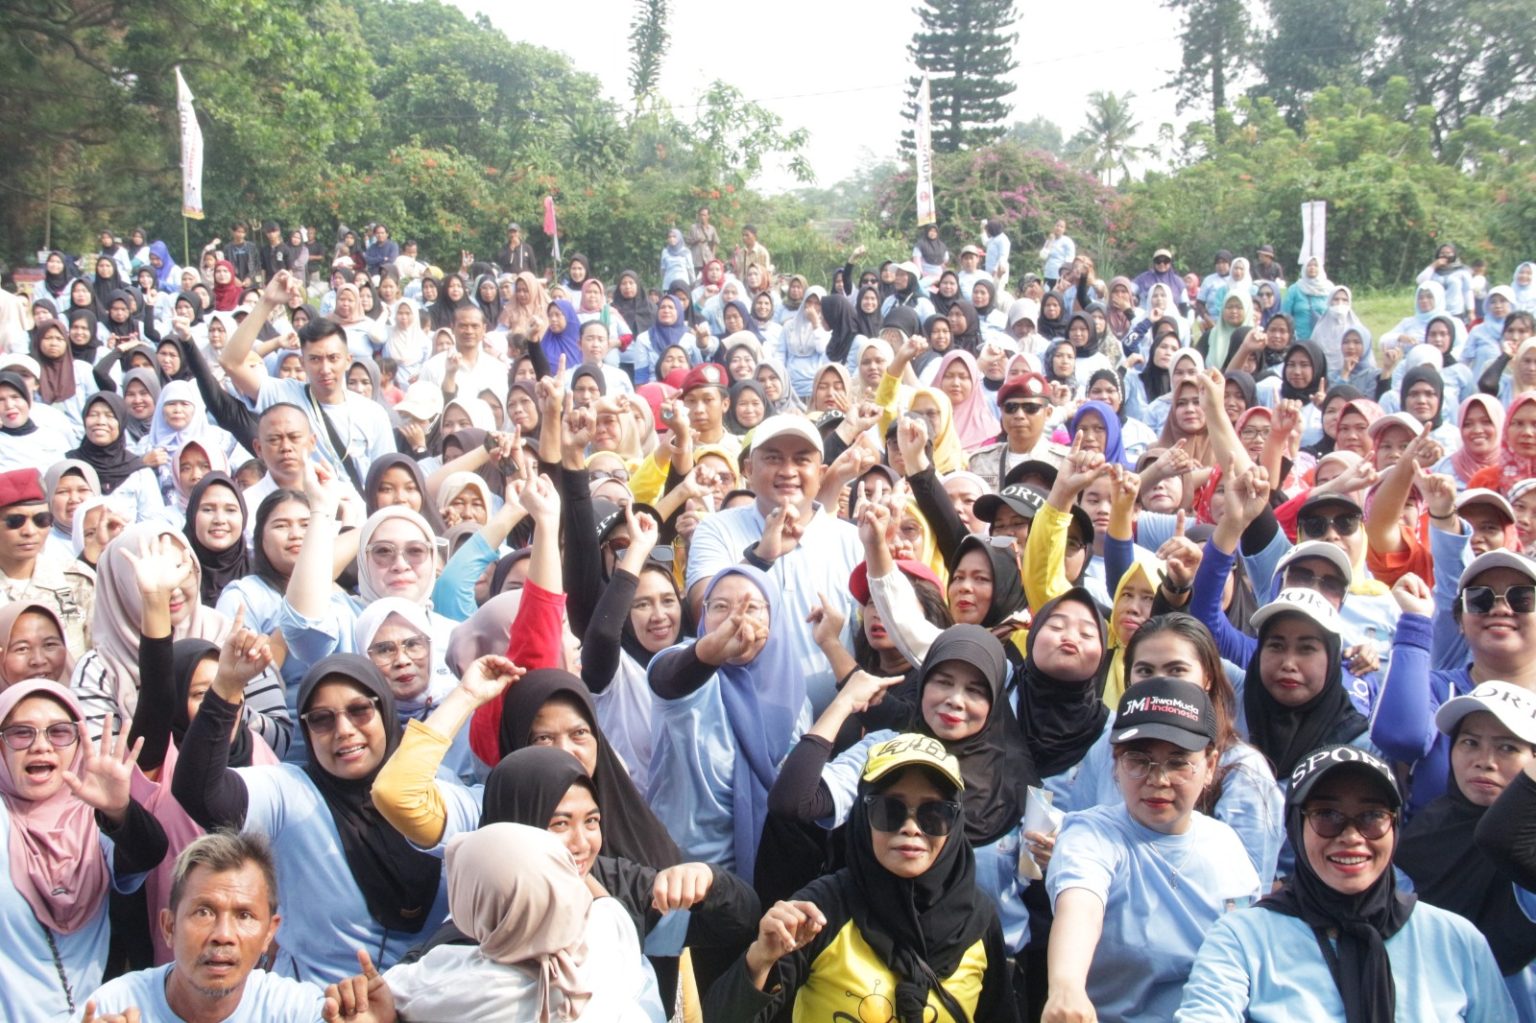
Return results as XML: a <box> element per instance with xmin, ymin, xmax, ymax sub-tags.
<box><xmin>1048</xmin><ymin>803</ymin><xmax>1261</xmax><ymax>1023</ymax></box>
<box><xmin>78</xmin><ymin>965</ymin><xmax>326</xmax><ymax>1022</ymax></box>
<box><xmin>254</xmin><ymin>377</ymin><xmax>394</xmax><ymax>481</ymax></box>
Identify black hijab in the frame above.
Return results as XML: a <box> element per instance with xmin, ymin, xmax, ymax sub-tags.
<box><xmin>1013</xmin><ymin>588</ymin><xmax>1110</xmax><ymax>777</ymax></box>
<box><xmin>170</xmin><ymin>638</ymin><xmax>256</xmax><ymax>768</ymax></box>
<box><xmin>44</xmin><ymin>250</ymin><xmax>74</xmax><ymax>295</ymax></box>
<box><xmin>297</xmin><ymin>654</ymin><xmax>442</xmax><ymax>933</ymax></box>
<box><xmin>182</xmin><ymin>472</ymin><xmax>251</xmax><ymax>605</ymax></box>
<box><xmin>912</xmin><ymin>626</ymin><xmax>1035</xmax><ymax>846</ymax></box>
<box><xmin>852</xmin><ymin>285</ymin><xmax>884</xmax><ymax>339</ymax></box>
<box><xmin>429</xmin><ymin>273</ymin><xmax>470</xmax><ymax>330</ymax></box>
<box><xmin>611</xmin><ymin>271</ymin><xmax>654</xmax><ymax>336</ymax></box>
<box><xmin>949</xmin><ymin>300</ymin><xmax>982</xmax><ymax>355</ymax></box>
<box><xmin>1307</xmin><ymin>385</ymin><xmax>1364</xmax><ymax>458</ymax></box>
<box><xmin>1400</xmin><ymin>363</ymin><xmax>1445</xmax><ymax>429</ymax></box>
<box><xmin>0</xmin><ymin>372</ymin><xmax>37</xmax><ymax>437</ymax></box>
<box><xmin>486</xmin><ymin>548</ymin><xmax>532</xmax><ymax>605</ymax></box>
<box><xmin>104</xmin><ymin>290</ymin><xmax>138</xmax><ymax>338</ymax></box>
<box><xmin>472</xmin><ymin>273</ymin><xmax>502</xmax><ymax>325</ymax></box>
<box><xmin>90</xmin><ymin>260</ymin><xmax>123</xmax><ymax>316</ymax></box>
<box><xmin>1396</xmin><ymin>759</ymin><xmax>1536</xmax><ymax>974</ymax></box>
<box><xmin>496</xmin><ymin>669</ymin><xmax>681</xmax><ymax>867</ymax></box>
<box><xmin>1242</xmin><ymin>609</ymin><xmax>1365</xmax><ymax>781</ymax></box>
<box><xmin>1038</xmin><ymin>293</ymin><xmax>1070</xmax><ymax>340</ymax></box>
<box><xmin>915</xmin><ymin>226</ymin><xmax>947</xmax><ymax>268</ymax></box>
<box><xmin>1225</xmin><ymin>369</ymin><xmax>1258</xmax><ymax>415</ymax></box>
<box><xmin>931</xmin><ymin>272</ymin><xmax>960</xmax><ymax>318</ymax></box>
<box><xmin>844</xmin><ymin>761</ymin><xmax>994</xmax><ymax>1023</ymax></box>
<box><xmin>1279</xmin><ymin>341</ymin><xmax>1328</xmax><ymax>403</ymax></box>
<box><xmin>725</xmin><ymin>379</ymin><xmax>770</xmax><ymax>436</ymax></box>
<box><xmin>67</xmin><ymin>392</ymin><xmax>146</xmax><ymax>495</ymax></box>
<box><xmin>946</xmin><ymin>535</ymin><xmax>1026</xmax><ymax>629</ymax></box>
<box><xmin>1067</xmin><ymin>311</ymin><xmax>1099</xmax><ymax>359</ymax></box>
<box><xmin>65</xmin><ymin>308</ymin><xmax>101</xmax><ymax>361</ymax></box>
<box><xmin>1141</xmin><ymin>325</ymin><xmax>1181</xmax><ymax>403</ymax></box>
<box><xmin>1259</xmin><ymin>754</ymin><xmax>1415</xmax><ymax>1023</ymax></box>
<box><xmin>482</xmin><ymin>746</ymin><xmax>592</xmax><ymax>829</ymax></box>
<box><xmin>821</xmin><ymin>292</ymin><xmax>860</xmax><ymax>365</ymax></box>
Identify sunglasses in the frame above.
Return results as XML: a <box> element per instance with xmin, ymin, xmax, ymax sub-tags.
<box><xmin>862</xmin><ymin>793</ymin><xmax>961</xmax><ymax>837</ymax></box>
<box><xmin>1284</xmin><ymin>565</ymin><xmax>1348</xmax><ymax>603</ymax></box>
<box><xmin>1002</xmin><ymin>401</ymin><xmax>1046</xmax><ymax>416</ymax></box>
<box><xmin>1298</xmin><ymin>513</ymin><xmax>1361</xmax><ymax>539</ymax></box>
<box><xmin>0</xmin><ymin>722</ymin><xmax>79</xmax><ymax>751</ymax></box>
<box><xmin>366</xmin><ymin>541</ymin><xmax>434</xmax><ymax>569</ymax></box>
<box><xmin>1301</xmin><ymin>807</ymin><xmax>1396</xmax><ymax>840</ymax></box>
<box><xmin>591</xmin><ymin>468</ymin><xmax>630</xmax><ymax>483</ymax></box>
<box><xmin>300</xmin><ymin>697</ymin><xmax>380</xmax><ymax>735</ymax></box>
<box><xmin>2</xmin><ymin>511</ymin><xmax>52</xmax><ymax>531</ymax></box>
<box><xmin>1459</xmin><ymin>584</ymin><xmax>1536</xmax><ymax>615</ymax></box>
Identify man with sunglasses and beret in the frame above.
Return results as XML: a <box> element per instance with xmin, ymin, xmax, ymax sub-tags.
<box><xmin>1376</xmin><ymin>550</ymin><xmax>1536</xmax><ymax>815</ymax></box>
<box><xmin>0</xmin><ymin>467</ymin><xmax>92</xmax><ymax>658</ymax></box>
<box><xmin>967</xmin><ymin>371</ymin><xmax>1068</xmax><ymax>491</ymax></box>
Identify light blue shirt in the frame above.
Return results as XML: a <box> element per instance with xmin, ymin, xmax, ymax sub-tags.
<box><xmin>254</xmin><ymin>377</ymin><xmax>394</xmax><ymax>481</ymax></box>
<box><xmin>1176</xmin><ymin>898</ymin><xmax>1516</xmax><ymax>1022</ymax></box>
<box><xmin>1048</xmin><ymin>803</ymin><xmax>1261</xmax><ymax>1023</ymax></box>
<box><xmin>985</xmin><ymin>233</ymin><xmax>1011</xmax><ymax>277</ymax></box>
<box><xmin>1043</xmin><ymin>235</ymin><xmax>1076</xmax><ymax>280</ymax></box>
<box><xmin>77</xmin><ymin>965</ymin><xmax>326</xmax><ymax>1022</ymax></box>
<box><xmin>686</xmin><ymin>503</ymin><xmax>861</xmax><ymax>712</ymax></box>
<box><xmin>237</xmin><ymin>763</ymin><xmax>479</xmax><ymax>986</ymax></box>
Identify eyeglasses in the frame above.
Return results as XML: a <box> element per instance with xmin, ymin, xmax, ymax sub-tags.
<box><xmin>646</xmin><ymin>547</ymin><xmax>676</xmax><ymax>566</ymax></box>
<box><xmin>1298</xmin><ymin>513</ymin><xmax>1361</xmax><ymax>539</ymax></box>
<box><xmin>1460</xmin><ymin>584</ymin><xmax>1536</xmax><ymax>615</ymax></box>
<box><xmin>704</xmin><ymin>599</ymin><xmax>769</xmax><ymax>621</ymax></box>
<box><xmin>1285</xmin><ymin>566</ymin><xmax>1348</xmax><ymax>603</ymax></box>
<box><xmin>1154</xmin><ymin>257</ymin><xmax>1172</xmax><ymax>265</ymax></box>
<box><xmin>1301</xmin><ymin>807</ymin><xmax>1396</xmax><ymax>840</ymax></box>
<box><xmin>366</xmin><ymin>541</ymin><xmax>434</xmax><ymax>569</ymax></box>
<box><xmin>300</xmin><ymin>697</ymin><xmax>380</xmax><ymax>735</ymax></box>
<box><xmin>591</xmin><ymin>468</ymin><xmax>630</xmax><ymax>483</ymax></box>
<box><xmin>2</xmin><ymin>511</ymin><xmax>52</xmax><ymax>531</ymax></box>
<box><xmin>1116</xmin><ymin>751</ymin><xmax>1201</xmax><ymax>781</ymax></box>
<box><xmin>862</xmin><ymin>794</ymin><xmax>962</xmax><ymax>837</ymax></box>
<box><xmin>1065</xmin><ymin>537</ymin><xmax>1088</xmax><ymax>556</ymax></box>
<box><xmin>0</xmin><ymin>722</ymin><xmax>79</xmax><ymax>751</ymax></box>
<box><xmin>1002</xmin><ymin>401</ymin><xmax>1045</xmax><ymax>416</ymax></box>
<box><xmin>1238</xmin><ymin>427</ymin><xmax>1271</xmax><ymax>443</ymax></box>
<box><xmin>367</xmin><ymin>636</ymin><xmax>428</xmax><ymax>662</ymax></box>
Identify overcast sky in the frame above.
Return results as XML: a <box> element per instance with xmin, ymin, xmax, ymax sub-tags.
<box><xmin>453</xmin><ymin>0</ymin><xmax>1194</xmax><ymax>191</ymax></box>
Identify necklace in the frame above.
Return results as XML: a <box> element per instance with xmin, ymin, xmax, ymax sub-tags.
<box><xmin>1144</xmin><ymin>832</ymin><xmax>1193</xmax><ymax>889</ymax></box>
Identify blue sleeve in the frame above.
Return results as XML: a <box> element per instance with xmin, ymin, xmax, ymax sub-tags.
<box><xmin>431</xmin><ymin>532</ymin><xmax>498</xmax><ymax>622</ymax></box>
<box><xmin>1046</xmin><ymin>812</ymin><xmax>1120</xmax><ymax>907</ymax></box>
<box><xmin>1174</xmin><ymin>915</ymin><xmax>1256</xmax><ymax>1022</ymax></box>
<box><xmin>1238</xmin><ymin>525</ymin><xmax>1291</xmax><ymax>599</ymax></box>
<box><xmin>1134</xmin><ymin>511</ymin><xmax>1175</xmax><ymax>552</ymax></box>
<box><xmin>1369</xmin><ymin>613</ymin><xmax>1439</xmax><ymax>762</ymax></box>
<box><xmin>820</xmin><ymin>732</ymin><xmax>890</xmax><ymax>828</ymax></box>
<box><xmin>1429</xmin><ymin>526</ymin><xmax>1471</xmax><ymax>671</ymax></box>
<box><xmin>1190</xmin><ymin>541</ymin><xmax>1256</xmax><ymax>667</ymax></box>
<box><xmin>277</xmin><ymin>597</ymin><xmax>358</xmax><ymax>675</ymax></box>
<box><xmin>1104</xmin><ymin>536</ymin><xmax>1135</xmax><ymax>600</ymax></box>
<box><xmin>1215</xmin><ymin>752</ymin><xmax>1286</xmax><ymax>889</ymax></box>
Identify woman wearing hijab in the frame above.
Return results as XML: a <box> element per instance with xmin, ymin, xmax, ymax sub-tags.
<box><xmin>753</xmin><ymin>359</ymin><xmax>803</xmax><ymax>415</ymax></box>
<box><xmin>1281</xmin><ymin>257</ymin><xmax>1333</xmax><ymax>340</ymax></box>
<box><xmin>471</xmin><ymin>273</ymin><xmax>502</xmax><ymax>327</ymax></box>
<box><xmin>1013</xmin><ymin>589</ymin><xmax>1112</xmax><ymax>795</ymax></box>
<box><xmin>708</xmin><ymin>734</ymin><xmax>1013</xmax><ymax>1021</ymax></box>
<box><xmin>628</xmin><ymin>294</ymin><xmax>689</xmax><ymax>386</ymax></box>
<box><xmin>913</xmin><ymin>224</ymin><xmax>950</xmax><ymax>284</ymax></box>
<box><xmin>65</xmin><ymin>392</ymin><xmax>165</xmax><ymax>520</ymax></box>
<box><xmin>89</xmin><ymin>254</ymin><xmax>126</xmax><ymax>319</ymax></box>
<box><xmin>1255</xmin><ymin>340</ymin><xmax>1327</xmax><ymax>442</ymax></box>
<box><xmin>772</xmin><ymin>626</ymin><xmax>1041</xmax><ymax>950</ymax></box>
<box><xmin>30</xmin><ymin>319</ymin><xmax>97</xmax><ymax>432</ymax></box>
<box><xmin>1103</xmin><ymin>276</ymin><xmax>1142</xmax><ymax>345</ymax></box>
<box><xmin>145</xmin><ymin>379</ymin><xmax>237</xmax><ymax>496</ymax></box>
<box><xmin>1179</xmin><ymin>746</ymin><xmax>1512</xmax><ymax>1021</ymax></box>
<box><xmin>42</xmin><ymin>459</ymin><xmax>99</xmax><ymax>564</ymax></box>
<box><xmin>172</xmin><ymin>652</ymin><xmax>463</xmax><ymax>984</ymax></box>
<box><xmin>1123</xmin><ymin>324</ymin><xmax>1182</xmax><ymax>429</ymax></box>
<box><xmin>428</xmin><ymin>273</ymin><xmax>470</xmax><ymax>331</ymax></box>
<box><xmin>0</xmin><ymin>601</ymin><xmax>75</xmax><ymax>687</ymax></box>
<box><xmin>1463</xmin><ymin>393</ymin><xmax>1536</xmax><ymax>494</ymax></box>
<box><xmin>659</xmin><ymin>227</ymin><xmax>695</xmax><ymax>289</ymax></box>
<box><xmin>907</xmin><ymin>387</ymin><xmax>967</xmax><ymax>474</ymax></box>
<box><xmin>1385</xmin><ymin>280</ymin><xmax>1468</xmax><ymax>355</ymax></box>
<box><xmin>1202</xmin><ymin>290</ymin><xmax>1255</xmax><ymax>372</ymax></box>
<box><xmin>181</xmin><ymin>471</ymin><xmax>250</xmax><ymax>606</ymax></box>
<box><xmin>38</xmin><ymin>249</ymin><xmax>79</xmax><ymax>307</ymax></box>
<box><xmin>1432</xmin><ymin>393</ymin><xmax>1503</xmax><ymax>487</ymax></box>
<box><xmin>647</xmin><ymin>565</ymin><xmax>806</xmax><ymax>881</ymax></box>
<box><xmin>0</xmin><ymin>679</ymin><xmax>170</xmax><ymax>1020</ymax></box>
<box><xmin>1311</xmin><ymin>286</ymin><xmax>1373</xmax><ymax>384</ymax></box>
<box><xmin>0</xmin><ymin>372</ymin><xmax>72</xmax><ymax>471</ymax></box>
<box><xmin>542</xmin><ymin>298</ymin><xmax>584</xmax><ymax>367</ymax></box>
<box><xmin>930</xmin><ymin>270</ymin><xmax>962</xmax><ymax>319</ymax></box>
<box><xmin>932</xmin><ymin>350</ymin><xmax>1000</xmax><ymax>452</ymax></box>
<box><xmin>209</xmin><ymin>259</ymin><xmax>242</xmax><ymax>312</ymax></box>
<box><xmin>772</xmin><ymin>287</ymin><xmax>830</xmax><ymax>400</ymax></box>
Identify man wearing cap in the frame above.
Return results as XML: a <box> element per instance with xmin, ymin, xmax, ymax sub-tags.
<box><xmin>686</xmin><ymin>414</ymin><xmax>861</xmax><ymax>712</ymax></box>
<box><xmin>496</xmin><ymin>223</ymin><xmax>537</xmax><ymax>275</ymax></box>
<box><xmin>956</xmin><ymin>244</ymin><xmax>987</xmax><ymax>296</ymax></box>
<box><xmin>967</xmin><ymin>371</ymin><xmax>1068</xmax><ymax>491</ymax></box>
<box><xmin>1195</xmin><ymin>249</ymin><xmax>1233</xmax><ymax>329</ymax></box>
<box><xmin>675</xmin><ymin>361</ymin><xmax>739</xmax><ymax>460</ymax></box>
<box><xmin>0</xmin><ymin>467</ymin><xmax>92</xmax><ymax>657</ymax></box>
<box><xmin>1252</xmin><ymin>243</ymin><xmax>1284</xmax><ymax>285</ymax></box>
<box><xmin>1376</xmin><ymin>550</ymin><xmax>1536</xmax><ymax>814</ymax></box>
<box><xmin>1038</xmin><ymin>219</ymin><xmax>1075</xmax><ymax>289</ymax></box>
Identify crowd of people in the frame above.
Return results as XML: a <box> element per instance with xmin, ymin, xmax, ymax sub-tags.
<box><xmin>0</xmin><ymin>209</ymin><xmax>1533</xmax><ymax>1022</ymax></box>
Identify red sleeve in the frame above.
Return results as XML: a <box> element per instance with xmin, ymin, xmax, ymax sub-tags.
<box><xmin>1365</xmin><ymin>518</ymin><xmax>1430</xmax><ymax>589</ymax></box>
<box><xmin>469</xmin><ymin>581</ymin><xmax>569</xmax><ymax>766</ymax></box>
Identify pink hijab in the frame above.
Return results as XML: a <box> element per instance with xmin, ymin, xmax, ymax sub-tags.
<box><xmin>933</xmin><ymin>350</ymin><xmax>999</xmax><ymax>450</ymax></box>
<box><xmin>0</xmin><ymin>680</ymin><xmax>110</xmax><ymax>934</ymax></box>
<box><xmin>1501</xmin><ymin>394</ymin><xmax>1536</xmax><ymax>494</ymax></box>
<box><xmin>1450</xmin><ymin>394</ymin><xmax>1503</xmax><ymax>484</ymax></box>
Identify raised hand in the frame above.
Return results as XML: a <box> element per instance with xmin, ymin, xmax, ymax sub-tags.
<box><xmin>213</xmin><ymin>605</ymin><xmax>274</xmax><ymax>699</ymax></box>
<box><xmin>1108</xmin><ymin>465</ymin><xmax>1141</xmax><ymax>515</ymax></box>
<box><xmin>82</xmin><ymin>507</ymin><xmax>128</xmax><ymax>566</ymax></box>
<box><xmin>397</xmin><ymin>420</ymin><xmax>426</xmax><ymax>452</ymax></box>
<box><xmin>516</xmin><ymin>473</ymin><xmax>561</xmax><ymax>523</ymax></box>
<box><xmin>1316</xmin><ymin>457</ymin><xmax>1378</xmax><ymax>498</ymax></box>
<box><xmin>458</xmin><ymin>655</ymin><xmax>525</xmax><ymax>706</ymax></box>
<box><xmin>61</xmin><ymin>713</ymin><xmax>142</xmax><ymax>825</ymax></box>
<box><xmin>1052</xmin><ymin>430</ymin><xmax>1109</xmax><ymax>501</ymax></box>
<box><xmin>1391</xmin><ymin>572</ymin><xmax>1435</xmax><ymax>617</ymax></box>
<box><xmin>895</xmin><ymin>416</ymin><xmax>929</xmax><ymax>476</ymax></box>
<box><xmin>1273</xmin><ymin>399</ymin><xmax>1303</xmax><ymax>441</ymax></box>
<box><xmin>836</xmin><ymin>670</ymin><xmax>904</xmax><ymax>713</ymax></box>
<box><xmin>1141</xmin><ymin>438</ymin><xmax>1192</xmax><ymax>488</ymax></box>
<box><xmin>80</xmin><ymin>1003</ymin><xmax>141</xmax><ymax>1023</ymax></box>
<box><xmin>1226</xmin><ymin>463</ymin><xmax>1273</xmax><ymax>527</ymax></box>
<box><xmin>562</xmin><ymin>406</ymin><xmax>595</xmax><ymax>454</ymax></box>
<box><xmin>620</xmin><ymin>505</ymin><xmax>660</xmax><ymax>568</ymax></box>
<box><xmin>303</xmin><ymin>459</ymin><xmax>341</xmax><ymax>519</ymax></box>
<box><xmin>844</xmin><ymin>400</ymin><xmax>883</xmax><ymax>435</ymax></box>
<box><xmin>322</xmin><ymin>949</ymin><xmax>396</xmax><ymax>1023</ymax></box>
<box><xmin>756</xmin><ymin>498</ymin><xmax>804</xmax><ymax>561</ymax></box>
<box><xmin>806</xmin><ymin>591</ymin><xmax>847</xmax><ymax>650</ymax></box>
<box><xmin>120</xmin><ymin>532</ymin><xmax>194</xmax><ymax>599</ymax></box>
<box><xmin>537</xmin><ymin>357</ymin><xmax>567</xmax><ymax>419</ymax></box>
<box><xmin>697</xmin><ymin>610</ymin><xmax>769</xmax><ymax>666</ymax></box>
<box><xmin>651</xmin><ymin>862</ymin><xmax>715</xmax><ymax>913</ymax></box>
<box><xmin>1402</xmin><ymin>421</ymin><xmax>1443</xmax><ymax>470</ymax></box>
<box><xmin>746</xmin><ymin>900</ymin><xmax>828</xmax><ymax>979</ymax></box>
<box><xmin>858</xmin><ymin>500</ymin><xmax>892</xmax><ymax>555</ymax></box>
<box><xmin>1156</xmin><ymin>533</ymin><xmax>1203</xmax><ymax>591</ymax></box>
<box><xmin>1421</xmin><ymin>472</ymin><xmax>1458</xmax><ymax>520</ymax></box>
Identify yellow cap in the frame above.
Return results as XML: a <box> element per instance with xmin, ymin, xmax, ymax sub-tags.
<box><xmin>861</xmin><ymin>733</ymin><xmax>964</xmax><ymax>791</ymax></box>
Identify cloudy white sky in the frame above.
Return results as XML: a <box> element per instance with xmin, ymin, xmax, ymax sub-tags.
<box><xmin>453</xmin><ymin>0</ymin><xmax>1198</xmax><ymax>191</ymax></box>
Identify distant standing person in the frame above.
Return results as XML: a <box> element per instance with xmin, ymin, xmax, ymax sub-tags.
<box><xmin>983</xmin><ymin>218</ymin><xmax>1011</xmax><ymax>294</ymax></box>
<box><xmin>735</xmin><ymin>224</ymin><xmax>771</xmax><ymax>284</ymax></box>
<box><xmin>1040</xmin><ymin>219</ymin><xmax>1076</xmax><ymax>288</ymax></box>
<box><xmin>685</xmin><ymin>206</ymin><xmax>720</xmax><ymax>270</ymax></box>
<box><xmin>496</xmin><ymin>223</ymin><xmax>537</xmax><ymax>275</ymax></box>
<box><xmin>1418</xmin><ymin>243</ymin><xmax>1475</xmax><ymax>322</ymax></box>
<box><xmin>660</xmin><ymin>227</ymin><xmax>695</xmax><ymax>288</ymax></box>
<box><xmin>1253</xmin><ymin>244</ymin><xmax>1285</xmax><ymax>284</ymax></box>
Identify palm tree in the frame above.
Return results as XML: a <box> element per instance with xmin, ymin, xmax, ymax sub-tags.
<box><xmin>1070</xmin><ymin>91</ymin><xmax>1145</xmax><ymax>186</ymax></box>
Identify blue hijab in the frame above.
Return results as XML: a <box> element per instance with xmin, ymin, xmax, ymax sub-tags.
<box><xmin>649</xmin><ymin>294</ymin><xmax>689</xmax><ymax>349</ymax></box>
<box><xmin>699</xmin><ymin>564</ymin><xmax>801</xmax><ymax>882</ymax></box>
<box><xmin>540</xmin><ymin>298</ymin><xmax>582</xmax><ymax>366</ymax></box>
<box><xmin>1069</xmin><ymin>400</ymin><xmax>1129</xmax><ymax>467</ymax></box>
<box><xmin>147</xmin><ymin>240</ymin><xmax>180</xmax><ymax>290</ymax></box>
<box><xmin>726</xmin><ymin>299</ymin><xmax>764</xmax><ymax>343</ymax></box>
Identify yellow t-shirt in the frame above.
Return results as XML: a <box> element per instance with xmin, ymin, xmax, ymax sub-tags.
<box><xmin>792</xmin><ymin>920</ymin><xmax>988</xmax><ymax>1023</ymax></box>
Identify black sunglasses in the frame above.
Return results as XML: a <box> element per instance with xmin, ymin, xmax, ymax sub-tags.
<box><xmin>862</xmin><ymin>794</ymin><xmax>961</xmax><ymax>837</ymax></box>
<box><xmin>1302</xmin><ymin>807</ymin><xmax>1395</xmax><ymax>840</ymax></box>
<box><xmin>1284</xmin><ymin>565</ymin><xmax>1348</xmax><ymax>603</ymax></box>
<box><xmin>1460</xmin><ymin>584</ymin><xmax>1536</xmax><ymax>615</ymax></box>
<box><xmin>1002</xmin><ymin>400</ymin><xmax>1046</xmax><ymax>416</ymax></box>
<box><xmin>2</xmin><ymin>511</ymin><xmax>52</xmax><ymax>531</ymax></box>
<box><xmin>1298</xmin><ymin>513</ymin><xmax>1360</xmax><ymax>539</ymax></box>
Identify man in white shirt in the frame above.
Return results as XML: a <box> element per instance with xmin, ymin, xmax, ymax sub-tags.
<box><xmin>563</xmin><ymin>319</ymin><xmax>633</xmax><ymax>396</ymax></box>
<box><xmin>78</xmin><ymin>833</ymin><xmax>340</xmax><ymax>1022</ymax></box>
<box><xmin>221</xmin><ymin>271</ymin><xmax>395</xmax><ymax>487</ymax></box>
<box><xmin>241</xmin><ymin>403</ymin><xmax>363</xmax><ymax>539</ymax></box>
<box><xmin>417</xmin><ymin>303</ymin><xmax>509</xmax><ymax>407</ymax></box>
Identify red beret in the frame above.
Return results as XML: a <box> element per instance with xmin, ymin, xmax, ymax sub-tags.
<box><xmin>679</xmin><ymin>362</ymin><xmax>729</xmax><ymax>395</ymax></box>
<box><xmin>997</xmin><ymin>372</ymin><xmax>1049</xmax><ymax>405</ymax></box>
<box><xmin>0</xmin><ymin>468</ymin><xmax>45</xmax><ymax>509</ymax></box>
<box><xmin>849</xmin><ymin>558</ymin><xmax>943</xmax><ymax>606</ymax></box>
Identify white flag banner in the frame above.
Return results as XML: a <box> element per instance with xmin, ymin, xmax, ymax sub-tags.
<box><xmin>915</xmin><ymin>75</ymin><xmax>936</xmax><ymax>227</ymax></box>
<box><xmin>1299</xmin><ymin>200</ymin><xmax>1326</xmax><ymax>269</ymax></box>
<box><xmin>176</xmin><ymin>67</ymin><xmax>205</xmax><ymax>220</ymax></box>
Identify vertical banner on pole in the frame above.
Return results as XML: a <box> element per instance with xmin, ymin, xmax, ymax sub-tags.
<box><xmin>1299</xmin><ymin>200</ymin><xmax>1326</xmax><ymax>269</ymax></box>
<box><xmin>543</xmin><ymin>195</ymin><xmax>561</xmax><ymax>267</ymax></box>
<box><xmin>176</xmin><ymin>67</ymin><xmax>205</xmax><ymax>221</ymax></box>
<box><xmin>915</xmin><ymin>75</ymin><xmax>936</xmax><ymax>227</ymax></box>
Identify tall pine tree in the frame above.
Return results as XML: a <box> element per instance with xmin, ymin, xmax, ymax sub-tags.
<box><xmin>904</xmin><ymin>0</ymin><xmax>1020</xmax><ymax>153</ymax></box>
<box><xmin>1164</xmin><ymin>0</ymin><xmax>1249</xmax><ymax>140</ymax></box>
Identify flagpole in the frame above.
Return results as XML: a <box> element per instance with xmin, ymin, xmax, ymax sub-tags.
<box><xmin>183</xmin><ymin>217</ymin><xmax>190</xmax><ymax>268</ymax></box>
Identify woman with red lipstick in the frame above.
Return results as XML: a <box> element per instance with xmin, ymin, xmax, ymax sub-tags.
<box><xmin>1178</xmin><ymin>746</ymin><xmax>1514</xmax><ymax>1021</ymax></box>
<box><xmin>1045</xmin><ymin>677</ymin><xmax>1261</xmax><ymax>1023</ymax></box>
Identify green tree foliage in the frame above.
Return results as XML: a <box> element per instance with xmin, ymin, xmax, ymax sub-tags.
<box><xmin>904</xmin><ymin>0</ymin><xmax>1020</xmax><ymax>153</ymax></box>
<box><xmin>627</xmin><ymin>0</ymin><xmax>670</xmax><ymax>112</ymax></box>
<box><xmin>1006</xmin><ymin>117</ymin><xmax>1065</xmax><ymax>154</ymax></box>
<box><xmin>1250</xmin><ymin>0</ymin><xmax>1383</xmax><ymax>127</ymax></box>
<box><xmin>1067</xmin><ymin>92</ymin><xmax>1146</xmax><ymax>186</ymax></box>
<box><xmin>1164</xmin><ymin>0</ymin><xmax>1249</xmax><ymax>131</ymax></box>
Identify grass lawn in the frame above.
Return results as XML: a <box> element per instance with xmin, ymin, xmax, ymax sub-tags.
<box><xmin>1351</xmin><ymin>286</ymin><xmax>1417</xmax><ymax>341</ymax></box>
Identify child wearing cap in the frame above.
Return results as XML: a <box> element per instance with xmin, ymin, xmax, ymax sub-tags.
<box><xmin>1045</xmin><ymin>677</ymin><xmax>1261</xmax><ymax>1023</ymax></box>
<box><xmin>1177</xmin><ymin>745</ymin><xmax>1514</xmax><ymax>1021</ymax></box>
<box><xmin>706</xmin><ymin>733</ymin><xmax>1015</xmax><ymax>1021</ymax></box>
<box><xmin>1397</xmin><ymin>681</ymin><xmax>1536</xmax><ymax>1017</ymax></box>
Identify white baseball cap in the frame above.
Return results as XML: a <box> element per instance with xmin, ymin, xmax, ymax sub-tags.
<box><xmin>1366</xmin><ymin>411</ymin><xmax>1423</xmax><ymax>443</ymax></box>
<box><xmin>1275</xmin><ymin>541</ymin><xmax>1354</xmax><ymax>587</ymax></box>
<box><xmin>1456</xmin><ymin>488</ymin><xmax>1516</xmax><ymax>523</ymax></box>
<box><xmin>749</xmin><ymin>414</ymin><xmax>823</xmax><ymax>458</ymax></box>
<box><xmin>1435</xmin><ymin>681</ymin><xmax>1536</xmax><ymax>744</ymax></box>
<box><xmin>1458</xmin><ymin>549</ymin><xmax>1536</xmax><ymax>590</ymax></box>
<box><xmin>1250</xmin><ymin>587</ymin><xmax>1343</xmax><ymax>635</ymax></box>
